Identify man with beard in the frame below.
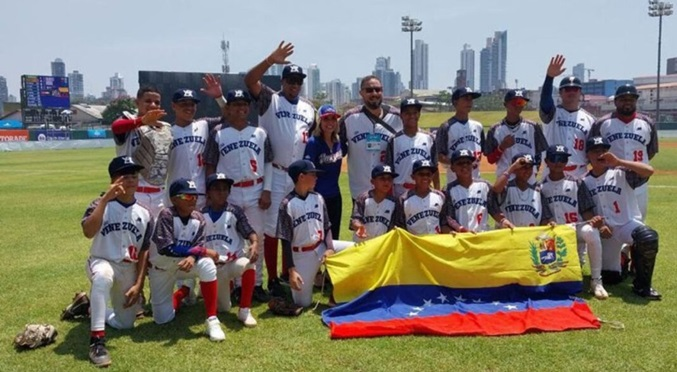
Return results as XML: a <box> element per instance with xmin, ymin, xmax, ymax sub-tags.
<box><xmin>339</xmin><ymin>75</ymin><xmax>403</xmax><ymax>202</ymax></box>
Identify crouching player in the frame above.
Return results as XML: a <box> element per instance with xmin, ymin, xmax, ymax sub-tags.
<box><xmin>442</xmin><ymin>149</ymin><xmax>492</xmax><ymax>233</ymax></box>
<box><xmin>203</xmin><ymin>173</ymin><xmax>258</xmax><ymax>327</ymax></box>
<box><xmin>584</xmin><ymin>137</ymin><xmax>661</xmax><ymax>300</ymax></box>
<box><xmin>149</xmin><ymin>179</ymin><xmax>226</xmax><ymax>341</ymax></box>
<box><xmin>81</xmin><ymin>156</ymin><xmax>154</xmax><ymax>367</ymax></box>
<box><xmin>540</xmin><ymin>144</ymin><xmax>607</xmax><ymax>299</ymax></box>
<box><xmin>489</xmin><ymin>153</ymin><xmax>543</xmax><ymax>229</ymax></box>
<box><xmin>277</xmin><ymin>160</ymin><xmax>335</xmax><ymax>307</ymax></box>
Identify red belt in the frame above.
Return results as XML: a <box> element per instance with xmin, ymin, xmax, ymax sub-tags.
<box><xmin>403</xmin><ymin>183</ymin><xmax>415</xmax><ymax>190</ymax></box>
<box><xmin>136</xmin><ymin>186</ymin><xmax>163</xmax><ymax>193</ymax></box>
<box><xmin>272</xmin><ymin>163</ymin><xmax>288</xmax><ymax>171</ymax></box>
<box><xmin>292</xmin><ymin>241</ymin><xmax>322</xmax><ymax>253</ymax></box>
<box><xmin>232</xmin><ymin>177</ymin><xmax>263</xmax><ymax>188</ymax></box>
<box><xmin>563</xmin><ymin>164</ymin><xmax>587</xmax><ymax>172</ymax></box>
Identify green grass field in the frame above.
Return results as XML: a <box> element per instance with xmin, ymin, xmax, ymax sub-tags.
<box><xmin>418</xmin><ymin>110</ymin><xmax>541</xmax><ymax>130</ymax></box>
<box><xmin>1</xmin><ymin>136</ymin><xmax>676</xmax><ymax>371</ymax></box>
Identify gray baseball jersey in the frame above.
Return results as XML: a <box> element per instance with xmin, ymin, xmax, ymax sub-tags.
<box><xmin>443</xmin><ymin>180</ymin><xmax>491</xmax><ymax>232</ymax></box>
<box><xmin>151</xmin><ymin>207</ymin><xmax>206</xmax><ymax>261</ymax></box>
<box><xmin>589</xmin><ymin>113</ymin><xmax>658</xmax><ymax>165</ymax></box>
<box><xmin>540</xmin><ymin>175</ymin><xmax>596</xmax><ymax>224</ymax></box>
<box><xmin>167</xmin><ymin>118</ymin><xmax>221</xmax><ymax>194</ymax></box>
<box><xmin>540</xmin><ymin>106</ymin><xmax>596</xmax><ymax>169</ymax></box>
<box><xmin>201</xmin><ymin>204</ymin><xmax>255</xmax><ymax>261</ymax></box>
<box><xmin>435</xmin><ymin>117</ymin><xmax>485</xmax><ymax>182</ymax></box>
<box><xmin>484</xmin><ymin>119</ymin><xmax>548</xmax><ymax>177</ymax></box>
<box><xmin>583</xmin><ymin>168</ymin><xmax>648</xmax><ymax>227</ymax></box>
<box><xmin>351</xmin><ymin>190</ymin><xmax>400</xmax><ymax>242</ymax></box>
<box><xmin>276</xmin><ymin>191</ymin><xmax>331</xmax><ymax>247</ymax></box>
<box><xmin>386</xmin><ymin>130</ymin><xmax>437</xmax><ymax>189</ymax></box>
<box><xmin>395</xmin><ymin>189</ymin><xmax>448</xmax><ymax>235</ymax></box>
<box><xmin>488</xmin><ymin>181</ymin><xmax>544</xmax><ymax>227</ymax></box>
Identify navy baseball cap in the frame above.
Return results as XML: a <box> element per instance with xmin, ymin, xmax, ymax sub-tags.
<box><xmin>400</xmin><ymin>98</ymin><xmax>422</xmax><ymax>110</ymax></box>
<box><xmin>225</xmin><ymin>89</ymin><xmax>251</xmax><ymax>104</ymax></box>
<box><xmin>412</xmin><ymin>159</ymin><xmax>437</xmax><ymax>174</ymax></box>
<box><xmin>559</xmin><ymin>76</ymin><xmax>582</xmax><ymax>89</ymax></box>
<box><xmin>172</xmin><ymin>89</ymin><xmax>200</xmax><ymax>103</ymax></box>
<box><xmin>282</xmin><ymin>64</ymin><xmax>307</xmax><ymax>79</ymax></box>
<box><xmin>450</xmin><ymin>149</ymin><xmax>476</xmax><ymax>163</ymax></box>
<box><xmin>108</xmin><ymin>156</ymin><xmax>144</xmax><ymax>177</ymax></box>
<box><xmin>452</xmin><ymin>87</ymin><xmax>482</xmax><ymax>101</ymax></box>
<box><xmin>206</xmin><ymin>173</ymin><xmax>234</xmax><ymax>189</ymax></box>
<box><xmin>504</xmin><ymin>89</ymin><xmax>530</xmax><ymax>103</ymax></box>
<box><xmin>288</xmin><ymin>159</ymin><xmax>324</xmax><ymax>182</ymax></box>
<box><xmin>546</xmin><ymin>144</ymin><xmax>571</xmax><ymax>157</ymax></box>
<box><xmin>371</xmin><ymin>164</ymin><xmax>399</xmax><ymax>179</ymax></box>
<box><xmin>586</xmin><ymin>136</ymin><xmax>611</xmax><ymax>152</ymax></box>
<box><xmin>511</xmin><ymin>153</ymin><xmax>535</xmax><ymax>164</ymax></box>
<box><xmin>318</xmin><ymin>104</ymin><xmax>340</xmax><ymax>119</ymax></box>
<box><xmin>614</xmin><ymin>84</ymin><xmax>639</xmax><ymax>99</ymax></box>
<box><xmin>169</xmin><ymin>178</ymin><xmax>202</xmax><ymax>197</ymax></box>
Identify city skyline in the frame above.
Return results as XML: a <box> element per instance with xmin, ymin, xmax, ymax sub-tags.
<box><xmin>1</xmin><ymin>0</ymin><xmax>675</xmax><ymax>98</ymax></box>
<box><xmin>460</xmin><ymin>43</ymin><xmax>475</xmax><ymax>90</ymax></box>
<box><xmin>413</xmin><ymin>39</ymin><xmax>429</xmax><ymax>90</ymax></box>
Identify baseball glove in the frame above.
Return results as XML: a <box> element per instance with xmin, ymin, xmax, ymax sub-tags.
<box><xmin>268</xmin><ymin>297</ymin><xmax>303</xmax><ymax>317</ymax></box>
<box><xmin>60</xmin><ymin>291</ymin><xmax>90</xmax><ymax>320</ymax></box>
<box><xmin>13</xmin><ymin>324</ymin><xmax>58</xmax><ymax>350</ymax></box>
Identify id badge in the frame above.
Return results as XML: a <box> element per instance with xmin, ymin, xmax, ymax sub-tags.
<box><xmin>366</xmin><ymin>134</ymin><xmax>381</xmax><ymax>152</ymax></box>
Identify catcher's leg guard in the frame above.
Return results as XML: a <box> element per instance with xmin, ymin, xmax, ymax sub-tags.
<box><xmin>631</xmin><ymin>225</ymin><xmax>661</xmax><ymax>299</ymax></box>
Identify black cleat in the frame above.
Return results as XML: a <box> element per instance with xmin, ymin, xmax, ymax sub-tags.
<box><xmin>252</xmin><ymin>285</ymin><xmax>270</xmax><ymax>303</ymax></box>
<box><xmin>89</xmin><ymin>337</ymin><xmax>111</xmax><ymax>368</ymax></box>
<box><xmin>268</xmin><ymin>278</ymin><xmax>287</xmax><ymax>298</ymax></box>
<box><xmin>632</xmin><ymin>287</ymin><xmax>662</xmax><ymax>301</ymax></box>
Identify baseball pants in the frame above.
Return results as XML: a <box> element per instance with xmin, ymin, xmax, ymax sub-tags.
<box><xmin>291</xmin><ymin>243</ymin><xmax>327</xmax><ymax>307</ymax></box>
<box><xmin>229</xmin><ymin>187</ymin><xmax>265</xmax><ymax>286</ymax></box>
<box><xmin>264</xmin><ymin>169</ymin><xmax>294</xmax><ymax>236</ymax></box>
<box><xmin>601</xmin><ymin>219</ymin><xmax>646</xmax><ymax>272</ymax></box>
<box><xmin>576</xmin><ymin>223</ymin><xmax>603</xmax><ymax>280</ymax></box>
<box><xmin>635</xmin><ymin>183</ymin><xmax>648</xmax><ymax>222</ymax></box>
<box><xmin>216</xmin><ymin>257</ymin><xmax>255</xmax><ymax>312</ymax></box>
<box><xmin>86</xmin><ymin>257</ymin><xmax>137</xmax><ymax>332</ymax></box>
<box><xmin>148</xmin><ymin>255</ymin><xmax>217</xmax><ymax>324</ymax></box>
<box><xmin>134</xmin><ymin>189</ymin><xmax>165</xmax><ymax>218</ymax></box>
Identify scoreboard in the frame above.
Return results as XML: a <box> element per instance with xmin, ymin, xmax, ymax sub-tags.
<box><xmin>21</xmin><ymin>75</ymin><xmax>71</xmax><ymax>109</ymax></box>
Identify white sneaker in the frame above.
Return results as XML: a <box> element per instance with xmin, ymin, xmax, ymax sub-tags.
<box><xmin>238</xmin><ymin>308</ymin><xmax>257</xmax><ymax>328</ymax></box>
<box><xmin>590</xmin><ymin>279</ymin><xmax>609</xmax><ymax>300</ymax></box>
<box><xmin>205</xmin><ymin>316</ymin><xmax>226</xmax><ymax>341</ymax></box>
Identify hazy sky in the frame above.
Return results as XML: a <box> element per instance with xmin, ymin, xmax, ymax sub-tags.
<box><xmin>2</xmin><ymin>0</ymin><xmax>675</xmax><ymax>97</ymax></box>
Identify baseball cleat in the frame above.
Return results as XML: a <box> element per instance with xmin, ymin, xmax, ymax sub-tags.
<box><xmin>252</xmin><ymin>286</ymin><xmax>270</xmax><ymax>303</ymax></box>
<box><xmin>89</xmin><ymin>337</ymin><xmax>112</xmax><ymax>368</ymax></box>
<box><xmin>267</xmin><ymin>278</ymin><xmax>286</xmax><ymax>298</ymax></box>
<box><xmin>205</xmin><ymin>316</ymin><xmax>226</xmax><ymax>341</ymax></box>
<box><xmin>61</xmin><ymin>292</ymin><xmax>90</xmax><ymax>320</ymax></box>
<box><xmin>237</xmin><ymin>308</ymin><xmax>258</xmax><ymax>327</ymax></box>
<box><xmin>589</xmin><ymin>279</ymin><xmax>608</xmax><ymax>300</ymax></box>
<box><xmin>632</xmin><ymin>287</ymin><xmax>662</xmax><ymax>301</ymax></box>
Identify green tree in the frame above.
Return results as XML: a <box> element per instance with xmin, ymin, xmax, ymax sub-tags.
<box><xmin>102</xmin><ymin>97</ymin><xmax>136</xmax><ymax>125</ymax></box>
<box><xmin>436</xmin><ymin>90</ymin><xmax>452</xmax><ymax>112</ymax></box>
<box><xmin>312</xmin><ymin>91</ymin><xmax>328</xmax><ymax>108</ymax></box>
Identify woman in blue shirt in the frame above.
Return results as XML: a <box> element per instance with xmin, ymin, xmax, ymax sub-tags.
<box><xmin>304</xmin><ymin>104</ymin><xmax>343</xmax><ymax>240</ymax></box>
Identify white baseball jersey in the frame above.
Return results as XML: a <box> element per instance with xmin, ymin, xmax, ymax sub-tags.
<box><xmin>583</xmin><ymin>168</ymin><xmax>647</xmax><ymax>227</ymax></box>
<box><xmin>339</xmin><ymin>105</ymin><xmax>403</xmax><ymax>199</ymax></box>
<box><xmin>202</xmin><ymin>205</ymin><xmax>255</xmax><ymax>261</ymax></box>
<box><xmin>386</xmin><ymin>130</ymin><xmax>437</xmax><ymax>188</ymax></box>
<box><xmin>590</xmin><ymin>113</ymin><xmax>658</xmax><ymax>165</ymax></box>
<box><xmin>167</xmin><ymin>117</ymin><xmax>221</xmax><ymax>194</ymax></box>
<box><xmin>484</xmin><ymin>119</ymin><xmax>548</xmax><ymax>177</ymax></box>
<box><xmin>151</xmin><ymin>207</ymin><xmax>206</xmax><ymax>261</ymax></box>
<box><xmin>351</xmin><ymin>190</ymin><xmax>400</xmax><ymax>242</ymax></box>
<box><xmin>82</xmin><ymin>198</ymin><xmax>153</xmax><ymax>263</ymax></box>
<box><xmin>443</xmin><ymin>180</ymin><xmax>491</xmax><ymax>232</ymax></box>
<box><xmin>255</xmin><ymin>85</ymin><xmax>315</xmax><ymax>169</ymax></box>
<box><xmin>540</xmin><ymin>175</ymin><xmax>596</xmax><ymax>224</ymax></box>
<box><xmin>488</xmin><ymin>181</ymin><xmax>543</xmax><ymax>227</ymax></box>
<box><xmin>435</xmin><ymin>117</ymin><xmax>485</xmax><ymax>182</ymax></box>
<box><xmin>113</xmin><ymin>116</ymin><xmax>141</xmax><ymax>158</ymax></box>
<box><xmin>204</xmin><ymin>124</ymin><xmax>273</xmax><ymax>188</ymax></box>
<box><xmin>541</xmin><ymin>106</ymin><xmax>596</xmax><ymax>168</ymax></box>
<box><xmin>276</xmin><ymin>191</ymin><xmax>331</xmax><ymax>247</ymax></box>
<box><xmin>396</xmin><ymin>189</ymin><xmax>447</xmax><ymax>235</ymax></box>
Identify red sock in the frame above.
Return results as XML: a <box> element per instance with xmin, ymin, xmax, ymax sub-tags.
<box><xmin>172</xmin><ymin>285</ymin><xmax>190</xmax><ymax>310</ymax></box>
<box><xmin>264</xmin><ymin>235</ymin><xmax>278</xmax><ymax>281</ymax></box>
<box><xmin>200</xmin><ymin>280</ymin><xmax>218</xmax><ymax>318</ymax></box>
<box><xmin>239</xmin><ymin>269</ymin><xmax>255</xmax><ymax>308</ymax></box>
<box><xmin>90</xmin><ymin>330</ymin><xmax>105</xmax><ymax>339</ymax></box>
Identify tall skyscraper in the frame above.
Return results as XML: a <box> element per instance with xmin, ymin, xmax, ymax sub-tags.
<box><xmin>373</xmin><ymin>57</ymin><xmax>403</xmax><ymax>97</ymax></box>
<box><xmin>0</xmin><ymin>76</ymin><xmax>8</xmax><ymax>103</ymax></box>
<box><xmin>352</xmin><ymin>78</ymin><xmax>361</xmax><ymax>101</ymax></box>
<box><xmin>460</xmin><ymin>44</ymin><xmax>475</xmax><ymax>90</ymax></box>
<box><xmin>572</xmin><ymin>63</ymin><xmax>585</xmax><ymax>82</ymax></box>
<box><xmin>51</xmin><ymin>58</ymin><xmax>66</xmax><ymax>77</ymax></box>
<box><xmin>68</xmin><ymin>70</ymin><xmax>84</xmax><ymax>101</ymax></box>
<box><xmin>478</xmin><ymin>31</ymin><xmax>508</xmax><ymax>92</ymax></box>
<box><xmin>306</xmin><ymin>64</ymin><xmax>321</xmax><ymax>99</ymax></box>
<box><xmin>326</xmin><ymin>79</ymin><xmax>349</xmax><ymax>107</ymax></box>
<box><xmin>102</xmin><ymin>72</ymin><xmax>127</xmax><ymax>100</ymax></box>
<box><xmin>455</xmin><ymin>70</ymin><xmax>467</xmax><ymax>89</ymax></box>
<box><xmin>413</xmin><ymin>39</ymin><xmax>429</xmax><ymax>90</ymax></box>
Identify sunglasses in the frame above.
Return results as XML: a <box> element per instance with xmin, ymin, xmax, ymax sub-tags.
<box><xmin>363</xmin><ymin>87</ymin><xmax>383</xmax><ymax>93</ymax></box>
<box><xmin>509</xmin><ymin>98</ymin><xmax>528</xmax><ymax>107</ymax></box>
<box><xmin>285</xmin><ymin>77</ymin><xmax>304</xmax><ymax>85</ymax></box>
<box><xmin>547</xmin><ymin>155</ymin><xmax>569</xmax><ymax>163</ymax></box>
<box><xmin>175</xmin><ymin>194</ymin><xmax>198</xmax><ymax>201</ymax></box>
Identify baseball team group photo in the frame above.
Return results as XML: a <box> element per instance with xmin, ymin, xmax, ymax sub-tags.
<box><xmin>3</xmin><ymin>1</ymin><xmax>677</xmax><ymax>370</ymax></box>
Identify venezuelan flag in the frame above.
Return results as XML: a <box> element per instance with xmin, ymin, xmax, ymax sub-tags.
<box><xmin>322</xmin><ymin>226</ymin><xmax>599</xmax><ymax>338</ymax></box>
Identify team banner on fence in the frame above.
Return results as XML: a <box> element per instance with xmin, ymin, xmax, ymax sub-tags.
<box><xmin>322</xmin><ymin>226</ymin><xmax>600</xmax><ymax>339</ymax></box>
<box><xmin>0</xmin><ymin>130</ymin><xmax>29</xmax><ymax>142</ymax></box>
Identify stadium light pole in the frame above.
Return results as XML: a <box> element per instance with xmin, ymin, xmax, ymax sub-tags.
<box><xmin>402</xmin><ymin>16</ymin><xmax>422</xmax><ymax>98</ymax></box>
<box><xmin>648</xmin><ymin>0</ymin><xmax>673</xmax><ymax>126</ymax></box>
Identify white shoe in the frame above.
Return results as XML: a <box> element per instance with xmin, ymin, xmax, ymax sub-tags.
<box><xmin>590</xmin><ymin>279</ymin><xmax>609</xmax><ymax>300</ymax></box>
<box><xmin>205</xmin><ymin>316</ymin><xmax>226</xmax><ymax>341</ymax></box>
<box><xmin>237</xmin><ymin>308</ymin><xmax>257</xmax><ymax>327</ymax></box>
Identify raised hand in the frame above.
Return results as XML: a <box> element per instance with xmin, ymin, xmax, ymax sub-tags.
<box><xmin>141</xmin><ymin>109</ymin><xmax>166</xmax><ymax>127</ymax></box>
<box><xmin>597</xmin><ymin>152</ymin><xmax>620</xmax><ymax>167</ymax></box>
<box><xmin>201</xmin><ymin>74</ymin><xmax>223</xmax><ymax>99</ymax></box>
<box><xmin>547</xmin><ymin>54</ymin><xmax>566</xmax><ymax>78</ymax></box>
<box><xmin>102</xmin><ymin>176</ymin><xmax>126</xmax><ymax>202</ymax></box>
<box><xmin>268</xmin><ymin>41</ymin><xmax>294</xmax><ymax>65</ymax></box>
